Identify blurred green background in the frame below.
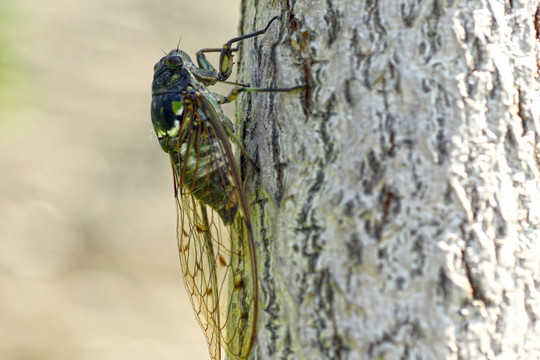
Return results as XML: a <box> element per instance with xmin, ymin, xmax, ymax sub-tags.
<box><xmin>0</xmin><ymin>1</ymin><xmax>240</xmax><ymax>359</ymax></box>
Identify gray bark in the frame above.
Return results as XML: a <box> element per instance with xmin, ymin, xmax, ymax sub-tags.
<box><xmin>236</xmin><ymin>1</ymin><xmax>540</xmax><ymax>359</ymax></box>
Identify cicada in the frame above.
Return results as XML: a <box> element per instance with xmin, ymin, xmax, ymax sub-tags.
<box><xmin>151</xmin><ymin>16</ymin><xmax>301</xmax><ymax>360</ymax></box>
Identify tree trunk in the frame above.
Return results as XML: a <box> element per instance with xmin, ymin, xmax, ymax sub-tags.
<box><xmin>236</xmin><ymin>1</ymin><xmax>540</xmax><ymax>359</ymax></box>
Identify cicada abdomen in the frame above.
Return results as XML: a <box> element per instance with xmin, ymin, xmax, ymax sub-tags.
<box><xmin>174</xmin><ymin>97</ymin><xmax>240</xmax><ymax>225</ymax></box>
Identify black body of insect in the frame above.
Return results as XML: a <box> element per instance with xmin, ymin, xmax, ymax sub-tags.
<box><xmin>151</xmin><ymin>16</ymin><xmax>301</xmax><ymax>360</ymax></box>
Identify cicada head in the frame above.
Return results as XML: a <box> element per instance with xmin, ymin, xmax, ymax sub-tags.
<box><xmin>152</xmin><ymin>49</ymin><xmax>192</xmax><ymax>96</ymax></box>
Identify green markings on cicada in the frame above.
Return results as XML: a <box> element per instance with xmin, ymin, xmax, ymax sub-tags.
<box><xmin>151</xmin><ymin>15</ymin><xmax>303</xmax><ymax>360</ymax></box>
<box><xmin>172</xmin><ymin>100</ymin><xmax>184</xmax><ymax>115</ymax></box>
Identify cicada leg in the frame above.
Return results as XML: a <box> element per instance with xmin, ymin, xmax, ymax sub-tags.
<box><xmin>195</xmin><ymin>16</ymin><xmax>281</xmax><ymax>81</ymax></box>
<box><xmin>218</xmin><ymin>84</ymin><xmax>305</xmax><ymax>105</ymax></box>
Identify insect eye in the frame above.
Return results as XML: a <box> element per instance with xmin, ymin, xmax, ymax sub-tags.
<box><xmin>166</xmin><ymin>55</ymin><xmax>183</xmax><ymax>67</ymax></box>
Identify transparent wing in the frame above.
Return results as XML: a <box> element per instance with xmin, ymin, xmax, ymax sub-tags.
<box><xmin>171</xmin><ymin>93</ymin><xmax>258</xmax><ymax>360</ymax></box>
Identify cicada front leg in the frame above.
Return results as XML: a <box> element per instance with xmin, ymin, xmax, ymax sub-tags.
<box><xmin>196</xmin><ymin>16</ymin><xmax>281</xmax><ymax>82</ymax></box>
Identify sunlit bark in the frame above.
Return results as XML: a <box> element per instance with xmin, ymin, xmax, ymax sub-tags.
<box><xmin>237</xmin><ymin>1</ymin><xmax>540</xmax><ymax>359</ymax></box>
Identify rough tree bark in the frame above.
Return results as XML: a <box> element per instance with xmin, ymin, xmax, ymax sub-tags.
<box><xmin>235</xmin><ymin>1</ymin><xmax>540</xmax><ymax>359</ymax></box>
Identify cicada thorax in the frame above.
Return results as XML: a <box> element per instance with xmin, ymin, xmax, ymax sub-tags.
<box><xmin>152</xmin><ymin>90</ymin><xmax>240</xmax><ymax>226</ymax></box>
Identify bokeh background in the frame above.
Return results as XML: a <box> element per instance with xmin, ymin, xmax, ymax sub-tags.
<box><xmin>0</xmin><ymin>1</ymin><xmax>240</xmax><ymax>359</ymax></box>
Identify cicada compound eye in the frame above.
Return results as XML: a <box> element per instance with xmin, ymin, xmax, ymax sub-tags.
<box><xmin>166</xmin><ymin>54</ymin><xmax>183</xmax><ymax>68</ymax></box>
